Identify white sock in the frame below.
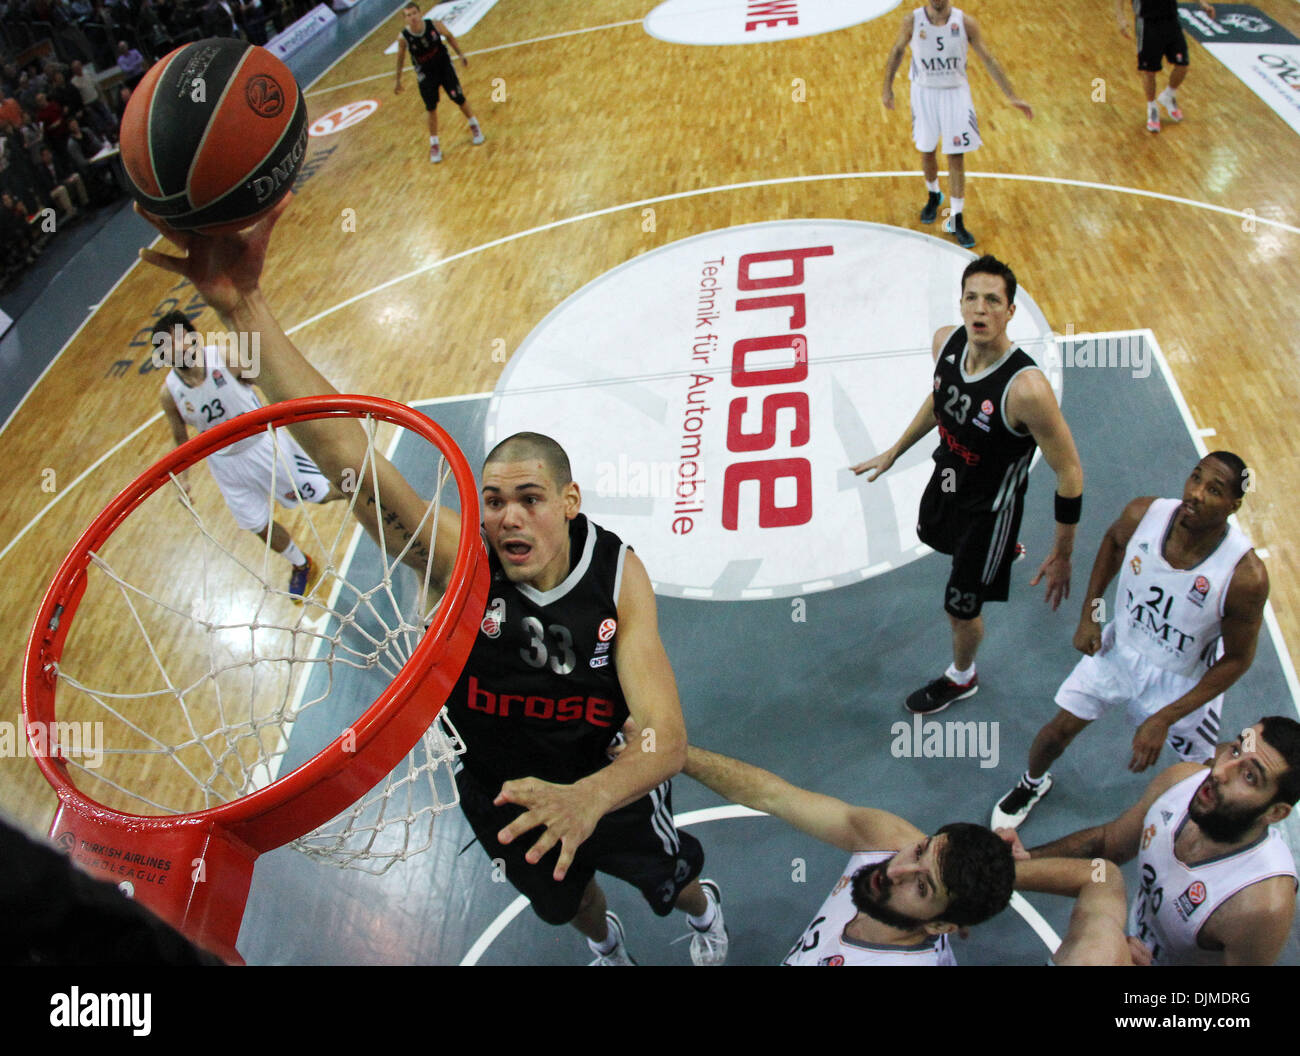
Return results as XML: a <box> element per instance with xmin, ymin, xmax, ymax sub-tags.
<box><xmin>430</xmin><ymin>134</ymin><xmax>439</xmax><ymax>145</ymax></box>
<box><xmin>1148</xmin><ymin>101</ymin><xmax>1158</xmax><ymax>116</ymax></box>
<box><xmin>689</xmin><ymin>887</ymin><xmax>717</xmax><ymax>930</ymax></box>
<box><xmin>281</xmin><ymin>541</ymin><xmax>306</xmax><ymax>566</ymax></box>
<box><xmin>1022</xmin><ymin>771</ymin><xmax>1045</xmax><ymax>787</ymax></box>
<box><xmin>951</xmin><ymin>197</ymin><xmax>964</xmax><ymax>217</ymax></box>
<box><xmin>926</xmin><ymin>179</ymin><xmax>940</xmax><ymax>194</ymax></box>
<box><xmin>469</xmin><ymin>117</ymin><xmax>480</xmax><ymax>128</ymax></box>
<box><xmin>945</xmin><ymin>663</ymin><xmax>975</xmax><ymax>684</ymax></box>
<box><xmin>588</xmin><ymin>923</ymin><xmax>619</xmax><ymax>955</ymax></box>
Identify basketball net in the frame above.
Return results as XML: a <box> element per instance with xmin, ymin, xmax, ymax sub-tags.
<box><xmin>24</xmin><ymin>396</ymin><xmax>488</xmax><ymax>959</ymax></box>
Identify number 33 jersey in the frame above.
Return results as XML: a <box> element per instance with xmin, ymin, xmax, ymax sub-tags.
<box><xmin>447</xmin><ymin>515</ymin><xmax>632</xmax><ymax>787</ymax></box>
<box><xmin>1115</xmin><ymin>498</ymin><xmax>1253</xmax><ymax>679</ymax></box>
<box><xmin>783</xmin><ymin>852</ymin><xmax>956</xmax><ymax>966</ymax></box>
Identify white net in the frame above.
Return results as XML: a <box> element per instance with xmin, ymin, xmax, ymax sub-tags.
<box><xmin>47</xmin><ymin>407</ymin><xmax>470</xmax><ymax>873</ymax></box>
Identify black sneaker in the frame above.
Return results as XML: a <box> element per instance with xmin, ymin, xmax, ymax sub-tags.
<box><xmin>991</xmin><ymin>773</ymin><xmax>1053</xmax><ymax>830</ymax></box>
<box><xmin>905</xmin><ymin>673</ymin><xmax>978</xmax><ymax>715</ymax></box>
<box><xmin>952</xmin><ymin>215</ymin><xmax>976</xmax><ymax>248</ymax></box>
<box><xmin>920</xmin><ymin>190</ymin><xmax>943</xmax><ymax>224</ymax></box>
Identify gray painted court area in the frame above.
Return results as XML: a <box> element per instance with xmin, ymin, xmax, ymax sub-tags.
<box><xmin>240</xmin><ymin>336</ymin><xmax>1300</xmax><ymax>966</ymax></box>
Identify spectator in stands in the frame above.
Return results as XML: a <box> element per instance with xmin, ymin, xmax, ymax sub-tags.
<box><xmin>201</xmin><ymin>0</ymin><xmax>245</xmax><ymax>39</ymax></box>
<box><xmin>35</xmin><ymin>143</ymin><xmax>88</xmax><ymax>220</ymax></box>
<box><xmin>33</xmin><ymin>91</ymin><xmax>69</xmax><ymax>150</ymax></box>
<box><xmin>68</xmin><ymin>59</ymin><xmax>116</xmax><ymax>137</ymax></box>
<box><xmin>115</xmin><ymin>41</ymin><xmax>145</xmax><ymax>87</ymax></box>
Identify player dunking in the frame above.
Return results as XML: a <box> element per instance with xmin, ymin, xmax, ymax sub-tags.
<box><xmin>154</xmin><ymin>310</ymin><xmax>341</xmax><ymax>603</ymax></box>
<box><xmin>394</xmin><ymin>3</ymin><xmax>484</xmax><ymax>163</ymax></box>
<box><xmin>992</xmin><ymin>453</ymin><xmax>1268</xmax><ymax>830</ymax></box>
<box><xmin>882</xmin><ymin>0</ymin><xmax>1032</xmax><ymax>248</ymax></box>
<box><xmin>851</xmin><ymin>256</ymin><xmax>1083</xmax><ymax>716</ymax></box>
<box><xmin>135</xmin><ymin>201</ymin><xmax>728</xmax><ymax>968</ymax></box>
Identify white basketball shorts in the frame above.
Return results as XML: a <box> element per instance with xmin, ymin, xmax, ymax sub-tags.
<box><xmin>206</xmin><ymin>428</ymin><xmax>333</xmax><ymax>532</ymax></box>
<box><xmin>1055</xmin><ymin>623</ymin><xmax>1223</xmax><ymax>763</ymax></box>
<box><xmin>910</xmin><ymin>81</ymin><xmax>982</xmax><ymax>154</ymax></box>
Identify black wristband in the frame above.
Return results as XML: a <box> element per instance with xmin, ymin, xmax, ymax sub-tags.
<box><xmin>1055</xmin><ymin>492</ymin><xmax>1082</xmax><ymax>525</ymax></box>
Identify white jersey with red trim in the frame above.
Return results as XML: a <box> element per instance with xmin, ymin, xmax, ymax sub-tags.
<box><xmin>1129</xmin><ymin>771</ymin><xmax>1297</xmax><ymax>965</ymax></box>
<box><xmin>782</xmin><ymin>851</ymin><xmax>956</xmax><ymax>966</ymax></box>
<box><xmin>909</xmin><ymin>7</ymin><xmax>969</xmax><ymax>89</ymax></box>
<box><xmin>1116</xmin><ymin>498</ymin><xmax>1253</xmax><ymax>679</ymax></box>
<box><xmin>164</xmin><ymin>346</ymin><xmax>264</xmax><ymax>456</ymax></box>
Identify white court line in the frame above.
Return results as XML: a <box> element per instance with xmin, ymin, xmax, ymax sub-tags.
<box><xmin>282</xmin><ymin>169</ymin><xmax>1298</xmax><ymax>335</ymax></box>
<box><xmin>459</xmin><ymin>804</ymin><xmax>1061</xmax><ymax>965</ymax></box>
<box><xmin>305</xmin><ymin>19</ymin><xmax>644</xmax><ymax>96</ymax></box>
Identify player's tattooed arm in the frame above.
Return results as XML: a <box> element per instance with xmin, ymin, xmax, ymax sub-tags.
<box><xmin>881</xmin><ymin>8</ymin><xmax>914</xmax><ymax>109</ymax></box>
<box><xmin>1029</xmin><ymin>761</ymin><xmax>1203</xmax><ymax>863</ymax></box>
<box><xmin>684</xmin><ymin>745</ymin><xmax>922</xmax><ymax>852</ymax></box>
<box><xmin>965</xmin><ymin>15</ymin><xmax>1033</xmax><ymax>118</ymax></box>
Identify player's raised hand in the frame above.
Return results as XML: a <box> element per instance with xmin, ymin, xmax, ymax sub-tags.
<box><xmin>1030</xmin><ymin>549</ymin><xmax>1071</xmax><ymax>610</ymax></box>
<box><xmin>1072</xmin><ymin>615</ymin><xmax>1102</xmax><ymax>656</ymax></box>
<box><xmin>1129</xmin><ymin>716</ymin><xmax>1168</xmax><ymax>772</ymax></box>
<box><xmin>136</xmin><ymin>195</ymin><xmax>291</xmax><ymax>318</ymax></box>
<box><xmin>851</xmin><ymin>448</ymin><xmax>896</xmax><ymax>481</ymax></box>
<box><xmin>495</xmin><ymin>777</ymin><xmax>605</xmax><ymax>881</ymax></box>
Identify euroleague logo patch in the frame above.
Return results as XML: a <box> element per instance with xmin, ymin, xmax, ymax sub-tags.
<box><xmin>481</xmin><ymin>597</ymin><xmax>506</xmax><ymax>638</ymax></box>
<box><xmin>246</xmin><ymin>74</ymin><xmax>285</xmax><ymax>118</ymax></box>
<box><xmin>1175</xmin><ymin>880</ymin><xmax>1208</xmax><ymax>921</ymax></box>
<box><xmin>597</xmin><ymin>618</ymin><xmax>617</xmax><ymax>642</ymax></box>
<box><xmin>1187</xmin><ymin>574</ymin><xmax>1211</xmax><ymax>608</ymax></box>
<box><xmin>487</xmin><ymin>220</ymin><xmax>1057</xmax><ymax>601</ymax></box>
<box><xmin>644</xmin><ymin>0</ymin><xmax>899</xmax><ymax>46</ymax></box>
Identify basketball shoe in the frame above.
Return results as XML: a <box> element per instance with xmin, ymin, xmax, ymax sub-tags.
<box><xmin>430</xmin><ymin>142</ymin><xmax>443</xmax><ymax>163</ymax></box>
<box><xmin>991</xmin><ymin>773</ymin><xmax>1054</xmax><ymax>830</ymax></box>
<box><xmin>920</xmin><ymin>190</ymin><xmax>944</xmax><ymax>224</ymax></box>
<box><xmin>288</xmin><ymin>555</ymin><xmax>322</xmax><ymax>605</ymax></box>
<box><xmin>1157</xmin><ymin>88</ymin><xmax>1183</xmax><ymax>122</ymax></box>
<box><xmin>470</xmin><ymin>122</ymin><xmax>485</xmax><ymax>145</ymax></box>
<box><xmin>686</xmin><ymin>879</ymin><xmax>729</xmax><ymax>966</ymax></box>
<box><xmin>905</xmin><ymin>673</ymin><xmax>978</xmax><ymax>715</ymax></box>
<box><xmin>588</xmin><ymin>912</ymin><xmax>636</xmax><ymax>965</ymax></box>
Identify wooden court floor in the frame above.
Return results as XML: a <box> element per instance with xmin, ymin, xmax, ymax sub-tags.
<box><xmin>2</xmin><ymin>0</ymin><xmax>1299</xmax><ymax>849</ymax></box>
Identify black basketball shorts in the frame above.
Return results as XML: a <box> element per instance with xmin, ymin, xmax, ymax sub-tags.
<box><xmin>456</xmin><ymin>767</ymin><xmax>704</xmax><ymax>926</ymax></box>
<box><xmin>1136</xmin><ymin>18</ymin><xmax>1189</xmax><ymax>72</ymax></box>
<box><xmin>917</xmin><ymin>469</ymin><xmax>1026</xmax><ymax>620</ymax></box>
<box><xmin>416</xmin><ymin>58</ymin><xmax>466</xmax><ymax>110</ymax></box>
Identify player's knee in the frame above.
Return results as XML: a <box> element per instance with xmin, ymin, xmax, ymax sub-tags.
<box><xmin>531</xmin><ymin>899</ymin><xmax>579</xmax><ymax>927</ymax></box>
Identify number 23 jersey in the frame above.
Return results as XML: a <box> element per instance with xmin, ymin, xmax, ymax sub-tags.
<box><xmin>446</xmin><ymin>515</ymin><xmax>631</xmax><ymax>788</ymax></box>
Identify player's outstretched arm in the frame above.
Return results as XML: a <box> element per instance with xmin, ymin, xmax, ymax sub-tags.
<box><xmin>135</xmin><ymin>200</ymin><xmax>462</xmax><ymax>589</ymax></box>
<box><xmin>434</xmin><ymin>21</ymin><xmax>467</xmax><ymax>64</ymax></box>
<box><xmin>394</xmin><ymin>38</ymin><xmax>406</xmax><ymax>92</ymax></box>
<box><xmin>684</xmin><ymin>745</ymin><xmax>922</xmax><ymax>852</ymax></box>
<box><xmin>881</xmin><ymin>9</ymin><xmax>913</xmax><ymax>109</ymax></box>
<box><xmin>965</xmin><ymin>14</ymin><xmax>1032</xmax><ymax>117</ymax></box>
<box><xmin>1205</xmin><ymin>874</ymin><xmax>1296</xmax><ymax>966</ymax></box>
<box><xmin>851</xmin><ymin>326</ymin><xmax>950</xmax><ymax>479</ymax></box>
<box><xmin>495</xmin><ymin>551</ymin><xmax>688</xmax><ymax>881</ymax></box>
<box><xmin>1017</xmin><ymin>858</ymin><xmax>1135</xmax><ymax>965</ymax></box>
<box><xmin>1028</xmin><ymin>761</ymin><xmax>1204</xmax><ymax>863</ymax></box>
<box><xmin>1009</xmin><ymin>368</ymin><xmax>1083</xmax><ymax>610</ymax></box>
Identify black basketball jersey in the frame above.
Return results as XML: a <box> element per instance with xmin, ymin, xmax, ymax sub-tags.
<box><xmin>446</xmin><ymin>515</ymin><xmax>631</xmax><ymax>787</ymax></box>
<box><xmin>402</xmin><ymin>19</ymin><xmax>449</xmax><ymax>67</ymax></box>
<box><xmin>1131</xmin><ymin>0</ymin><xmax>1178</xmax><ymax>22</ymax></box>
<box><xmin>930</xmin><ymin>326</ymin><xmax>1040</xmax><ymax>514</ymax></box>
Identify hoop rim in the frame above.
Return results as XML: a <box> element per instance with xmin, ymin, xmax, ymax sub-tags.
<box><xmin>23</xmin><ymin>394</ymin><xmax>488</xmax><ymax>853</ymax></box>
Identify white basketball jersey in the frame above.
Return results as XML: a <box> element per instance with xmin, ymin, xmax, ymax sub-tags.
<box><xmin>1129</xmin><ymin>771</ymin><xmax>1297</xmax><ymax>965</ymax></box>
<box><xmin>909</xmin><ymin>8</ymin><xmax>968</xmax><ymax>89</ymax></box>
<box><xmin>1114</xmin><ymin>498</ymin><xmax>1253</xmax><ymax>679</ymax></box>
<box><xmin>782</xmin><ymin>851</ymin><xmax>957</xmax><ymax>966</ymax></box>
<box><xmin>165</xmin><ymin>347</ymin><xmax>264</xmax><ymax>455</ymax></box>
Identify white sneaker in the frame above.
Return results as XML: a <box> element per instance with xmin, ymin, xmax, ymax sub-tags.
<box><xmin>430</xmin><ymin>143</ymin><xmax>443</xmax><ymax>163</ymax></box>
<box><xmin>588</xmin><ymin>912</ymin><xmax>636</xmax><ymax>965</ymax></box>
<box><xmin>470</xmin><ymin>124</ymin><xmax>485</xmax><ymax>145</ymax></box>
<box><xmin>991</xmin><ymin>773</ymin><xmax>1053</xmax><ymax>830</ymax></box>
<box><xmin>1157</xmin><ymin>89</ymin><xmax>1183</xmax><ymax>121</ymax></box>
<box><xmin>687</xmin><ymin>879</ymin><xmax>729</xmax><ymax>966</ymax></box>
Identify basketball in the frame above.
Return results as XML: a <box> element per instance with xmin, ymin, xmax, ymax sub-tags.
<box><xmin>120</xmin><ymin>38</ymin><xmax>308</xmax><ymax>233</ymax></box>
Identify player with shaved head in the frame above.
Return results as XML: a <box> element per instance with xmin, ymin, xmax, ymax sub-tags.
<box><xmin>135</xmin><ymin>202</ymin><xmax>727</xmax><ymax>967</ymax></box>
